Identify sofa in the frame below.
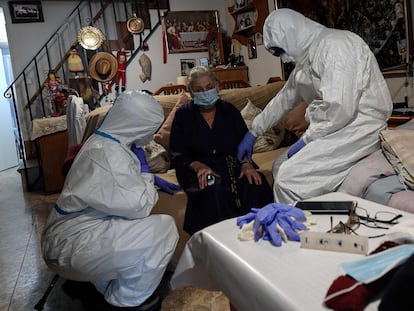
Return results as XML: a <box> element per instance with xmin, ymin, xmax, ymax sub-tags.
<box><xmin>81</xmin><ymin>81</ymin><xmax>310</xmax><ymax>265</ymax></box>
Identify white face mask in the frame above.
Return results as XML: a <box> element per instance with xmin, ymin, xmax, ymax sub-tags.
<box><xmin>280</xmin><ymin>53</ymin><xmax>295</xmax><ymax>64</ymax></box>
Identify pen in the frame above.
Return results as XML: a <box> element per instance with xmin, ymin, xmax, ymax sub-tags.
<box><xmin>330</xmin><ymin>216</ymin><xmax>333</xmax><ymax>233</ymax></box>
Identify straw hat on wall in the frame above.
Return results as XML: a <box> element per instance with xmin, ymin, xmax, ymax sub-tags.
<box><xmin>88</xmin><ymin>52</ymin><xmax>118</xmax><ymax>82</ymax></box>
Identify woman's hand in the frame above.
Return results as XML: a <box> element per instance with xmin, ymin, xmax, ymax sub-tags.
<box><xmin>239</xmin><ymin>162</ymin><xmax>262</xmax><ymax>185</ymax></box>
<box><xmin>190</xmin><ymin>161</ymin><xmax>220</xmax><ymax>190</ymax></box>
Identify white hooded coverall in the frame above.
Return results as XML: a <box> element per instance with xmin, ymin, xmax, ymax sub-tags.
<box><xmin>253</xmin><ymin>9</ymin><xmax>393</xmax><ymax>204</ymax></box>
<box><xmin>41</xmin><ymin>91</ymin><xmax>178</xmax><ymax>307</ymax></box>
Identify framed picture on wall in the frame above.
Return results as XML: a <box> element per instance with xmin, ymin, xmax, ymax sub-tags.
<box><xmin>199</xmin><ymin>57</ymin><xmax>209</xmax><ymax>67</ymax></box>
<box><xmin>206</xmin><ymin>27</ymin><xmax>226</xmax><ymax>66</ymax></box>
<box><xmin>165</xmin><ymin>10</ymin><xmax>218</xmax><ymax>53</ymax></box>
<box><xmin>8</xmin><ymin>1</ymin><xmax>44</xmax><ymax>23</ymax></box>
<box><xmin>248</xmin><ymin>34</ymin><xmax>257</xmax><ymax>59</ymax></box>
<box><xmin>277</xmin><ymin>0</ymin><xmax>413</xmax><ymax>77</ymax></box>
<box><xmin>180</xmin><ymin>59</ymin><xmax>196</xmax><ymax>76</ymax></box>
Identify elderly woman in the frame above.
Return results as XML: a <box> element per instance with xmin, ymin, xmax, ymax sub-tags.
<box><xmin>170</xmin><ymin>66</ymin><xmax>273</xmax><ymax>235</ymax></box>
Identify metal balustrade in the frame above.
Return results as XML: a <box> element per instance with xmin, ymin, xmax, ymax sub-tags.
<box><xmin>3</xmin><ymin>0</ymin><xmax>169</xmax><ymax>191</ymax></box>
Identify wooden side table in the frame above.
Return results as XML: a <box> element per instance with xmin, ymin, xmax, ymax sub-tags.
<box><xmin>37</xmin><ymin>130</ymin><xmax>68</xmax><ymax>193</ymax></box>
<box><xmin>387</xmin><ymin>114</ymin><xmax>414</xmax><ymax>128</ymax></box>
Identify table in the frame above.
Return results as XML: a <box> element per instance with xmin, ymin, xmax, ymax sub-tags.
<box><xmin>171</xmin><ymin>192</ymin><xmax>413</xmax><ymax>311</ymax></box>
<box><xmin>387</xmin><ymin>114</ymin><xmax>414</xmax><ymax>128</ymax></box>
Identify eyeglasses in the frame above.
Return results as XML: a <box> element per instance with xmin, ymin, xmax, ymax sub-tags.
<box><xmin>327</xmin><ymin>207</ymin><xmax>402</xmax><ymax>238</ymax></box>
<box><xmin>354</xmin><ymin>206</ymin><xmax>402</xmax><ymax>229</ymax></box>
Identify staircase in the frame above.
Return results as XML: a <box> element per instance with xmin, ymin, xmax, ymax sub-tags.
<box><xmin>3</xmin><ymin>0</ymin><xmax>169</xmax><ymax>192</ymax></box>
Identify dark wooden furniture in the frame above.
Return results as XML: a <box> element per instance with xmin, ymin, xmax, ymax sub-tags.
<box><xmin>219</xmin><ymin>79</ymin><xmax>250</xmax><ymax>89</ymax></box>
<box><xmin>153</xmin><ymin>84</ymin><xmax>188</xmax><ymax>95</ymax></box>
<box><xmin>211</xmin><ymin>66</ymin><xmax>249</xmax><ymax>84</ymax></box>
<box><xmin>387</xmin><ymin>114</ymin><xmax>414</xmax><ymax>128</ymax></box>
<box><xmin>228</xmin><ymin>0</ymin><xmax>269</xmax><ymax>46</ymax></box>
<box><xmin>37</xmin><ymin>130</ymin><xmax>68</xmax><ymax>194</ymax></box>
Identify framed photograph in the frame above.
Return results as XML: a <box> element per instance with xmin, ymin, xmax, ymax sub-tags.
<box><xmin>165</xmin><ymin>10</ymin><xmax>218</xmax><ymax>53</ymax></box>
<box><xmin>255</xmin><ymin>32</ymin><xmax>263</xmax><ymax>45</ymax></box>
<box><xmin>180</xmin><ymin>59</ymin><xmax>196</xmax><ymax>76</ymax></box>
<box><xmin>199</xmin><ymin>57</ymin><xmax>209</xmax><ymax>67</ymax></box>
<box><xmin>277</xmin><ymin>0</ymin><xmax>413</xmax><ymax>77</ymax></box>
<box><xmin>206</xmin><ymin>27</ymin><xmax>226</xmax><ymax>66</ymax></box>
<box><xmin>8</xmin><ymin>1</ymin><xmax>44</xmax><ymax>24</ymax></box>
<box><xmin>236</xmin><ymin>11</ymin><xmax>256</xmax><ymax>31</ymax></box>
<box><xmin>248</xmin><ymin>35</ymin><xmax>257</xmax><ymax>59</ymax></box>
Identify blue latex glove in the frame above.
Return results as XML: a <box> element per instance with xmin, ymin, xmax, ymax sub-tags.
<box><xmin>154</xmin><ymin>175</ymin><xmax>182</xmax><ymax>195</ymax></box>
<box><xmin>237</xmin><ymin>211</ymin><xmax>257</xmax><ymax>228</ymax></box>
<box><xmin>287</xmin><ymin>138</ymin><xmax>306</xmax><ymax>158</ymax></box>
<box><xmin>238</xmin><ymin>203</ymin><xmax>306</xmax><ymax>246</ymax></box>
<box><xmin>131</xmin><ymin>143</ymin><xmax>151</xmax><ymax>173</ymax></box>
<box><xmin>237</xmin><ymin>131</ymin><xmax>257</xmax><ymax>161</ymax></box>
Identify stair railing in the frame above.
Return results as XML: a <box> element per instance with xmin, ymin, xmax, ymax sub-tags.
<box><xmin>3</xmin><ymin>0</ymin><xmax>168</xmax><ymax>191</ymax></box>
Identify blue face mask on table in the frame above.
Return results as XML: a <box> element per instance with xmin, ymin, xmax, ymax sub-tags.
<box><xmin>193</xmin><ymin>88</ymin><xmax>219</xmax><ymax>109</ymax></box>
<box><xmin>341</xmin><ymin>244</ymin><xmax>414</xmax><ymax>283</ymax></box>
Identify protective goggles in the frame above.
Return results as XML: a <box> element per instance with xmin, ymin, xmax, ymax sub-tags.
<box><xmin>267</xmin><ymin>47</ymin><xmax>286</xmax><ymax>57</ymax></box>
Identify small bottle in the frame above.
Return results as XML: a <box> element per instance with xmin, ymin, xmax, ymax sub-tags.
<box><xmin>206</xmin><ymin>174</ymin><xmax>215</xmax><ymax>186</ymax></box>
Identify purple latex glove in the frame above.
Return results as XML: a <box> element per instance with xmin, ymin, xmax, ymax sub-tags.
<box><xmin>250</xmin><ymin>203</ymin><xmax>306</xmax><ymax>246</ymax></box>
<box><xmin>154</xmin><ymin>175</ymin><xmax>182</xmax><ymax>195</ymax></box>
<box><xmin>237</xmin><ymin>211</ymin><xmax>257</xmax><ymax>228</ymax></box>
<box><xmin>131</xmin><ymin>143</ymin><xmax>151</xmax><ymax>173</ymax></box>
<box><xmin>237</xmin><ymin>131</ymin><xmax>257</xmax><ymax>161</ymax></box>
<box><xmin>287</xmin><ymin>138</ymin><xmax>306</xmax><ymax>158</ymax></box>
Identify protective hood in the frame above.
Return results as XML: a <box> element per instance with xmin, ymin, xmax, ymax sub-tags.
<box><xmin>98</xmin><ymin>90</ymin><xmax>164</xmax><ymax>147</ymax></box>
<box><xmin>263</xmin><ymin>8</ymin><xmax>325</xmax><ymax>64</ymax></box>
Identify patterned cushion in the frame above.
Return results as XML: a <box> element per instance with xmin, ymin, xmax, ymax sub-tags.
<box><xmin>241</xmin><ymin>98</ymin><xmax>285</xmax><ymax>153</ymax></box>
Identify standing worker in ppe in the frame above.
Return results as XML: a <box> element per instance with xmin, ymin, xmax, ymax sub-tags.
<box><xmin>237</xmin><ymin>8</ymin><xmax>393</xmax><ymax>204</ymax></box>
<box><xmin>41</xmin><ymin>91</ymin><xmax>178</xmax><ymax>310</ymax></box>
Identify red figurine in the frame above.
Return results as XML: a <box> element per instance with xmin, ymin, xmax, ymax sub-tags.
<box><xmin>114</xmin><ymin>49</ymin><xmax>127</xmax><ymax>93</ymax></box>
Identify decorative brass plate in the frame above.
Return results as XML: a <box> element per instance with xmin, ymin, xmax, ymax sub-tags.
<box><xmin>127</xmin><ymin>17</ymin><xmax>144</xmax><ymax>34</ymax></box>
<box><xmin>77</xmin><ymin>26</ymin><xmax>104</xmax><ymax>50</ymax></box>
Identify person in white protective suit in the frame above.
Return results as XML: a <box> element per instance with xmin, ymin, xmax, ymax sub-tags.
<box><xmin>41</xmin><ymin>90</ymin><xmax>178</xmax><ymax>310</ymax></box>
<box><xmin>237</xmin><ymin>9</ymin><xmax>393</xmax><ymax>204</ymax></box>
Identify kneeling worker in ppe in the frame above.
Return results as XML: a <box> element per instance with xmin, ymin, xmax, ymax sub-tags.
<box><xmin>237</xmin><ymin>8</ymin><xmax>393</xmax><ymax>204</ymax></box>
<box><xmin>41</xmin><ymin>91</ymin><xmax>178</xmax><ymax>309</ymax></box>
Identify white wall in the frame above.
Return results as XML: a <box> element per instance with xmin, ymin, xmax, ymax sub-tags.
<box><xmin>1</xmin><ymin>0</ymin><xmax>282</xmax><ymax>95</ymax></box>
<box><xmin>1</xmin><ymin>1</ymin><xmax>78</xmax><ymax>75</ymax></box>
<box><xmin>1</xmin><ymin>0</ymin><xmax>413</xmax><ymax>122</ymax></box>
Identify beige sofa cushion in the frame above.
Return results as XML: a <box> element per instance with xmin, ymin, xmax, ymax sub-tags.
<box><xmin>241</xmin><ymin>98</ymin><xmax>285</xmax><ymax>153</ymax></box>
<box><xmin>219</xmin><ymin>81</ymin><xmax>285</xmax><ymax>111</ymax></box>
<box><xmin>279</xmin><ymin>101</ymin><xmax>309</xmax><ymax>138</ymax></box>
<box><xmin>153</xmin><ymin>91</ymin><xmax>190</xmax><ymax>150</ymax></box>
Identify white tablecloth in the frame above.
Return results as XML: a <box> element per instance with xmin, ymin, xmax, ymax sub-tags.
<box><xmin>171</xmin><ymin>193</ymin><xmax>413</xmax><ymax>311</ymax></box>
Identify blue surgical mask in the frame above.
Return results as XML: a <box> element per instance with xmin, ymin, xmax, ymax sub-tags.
<box><xmin>341</xmin><ymin>244</ymin><xmax>414</xmax><ymax>283</ymax></box>
<box><xmin>193</xmin><ymin>88</ymin><xmax>219</xmax><ymax>109</ymax></box>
